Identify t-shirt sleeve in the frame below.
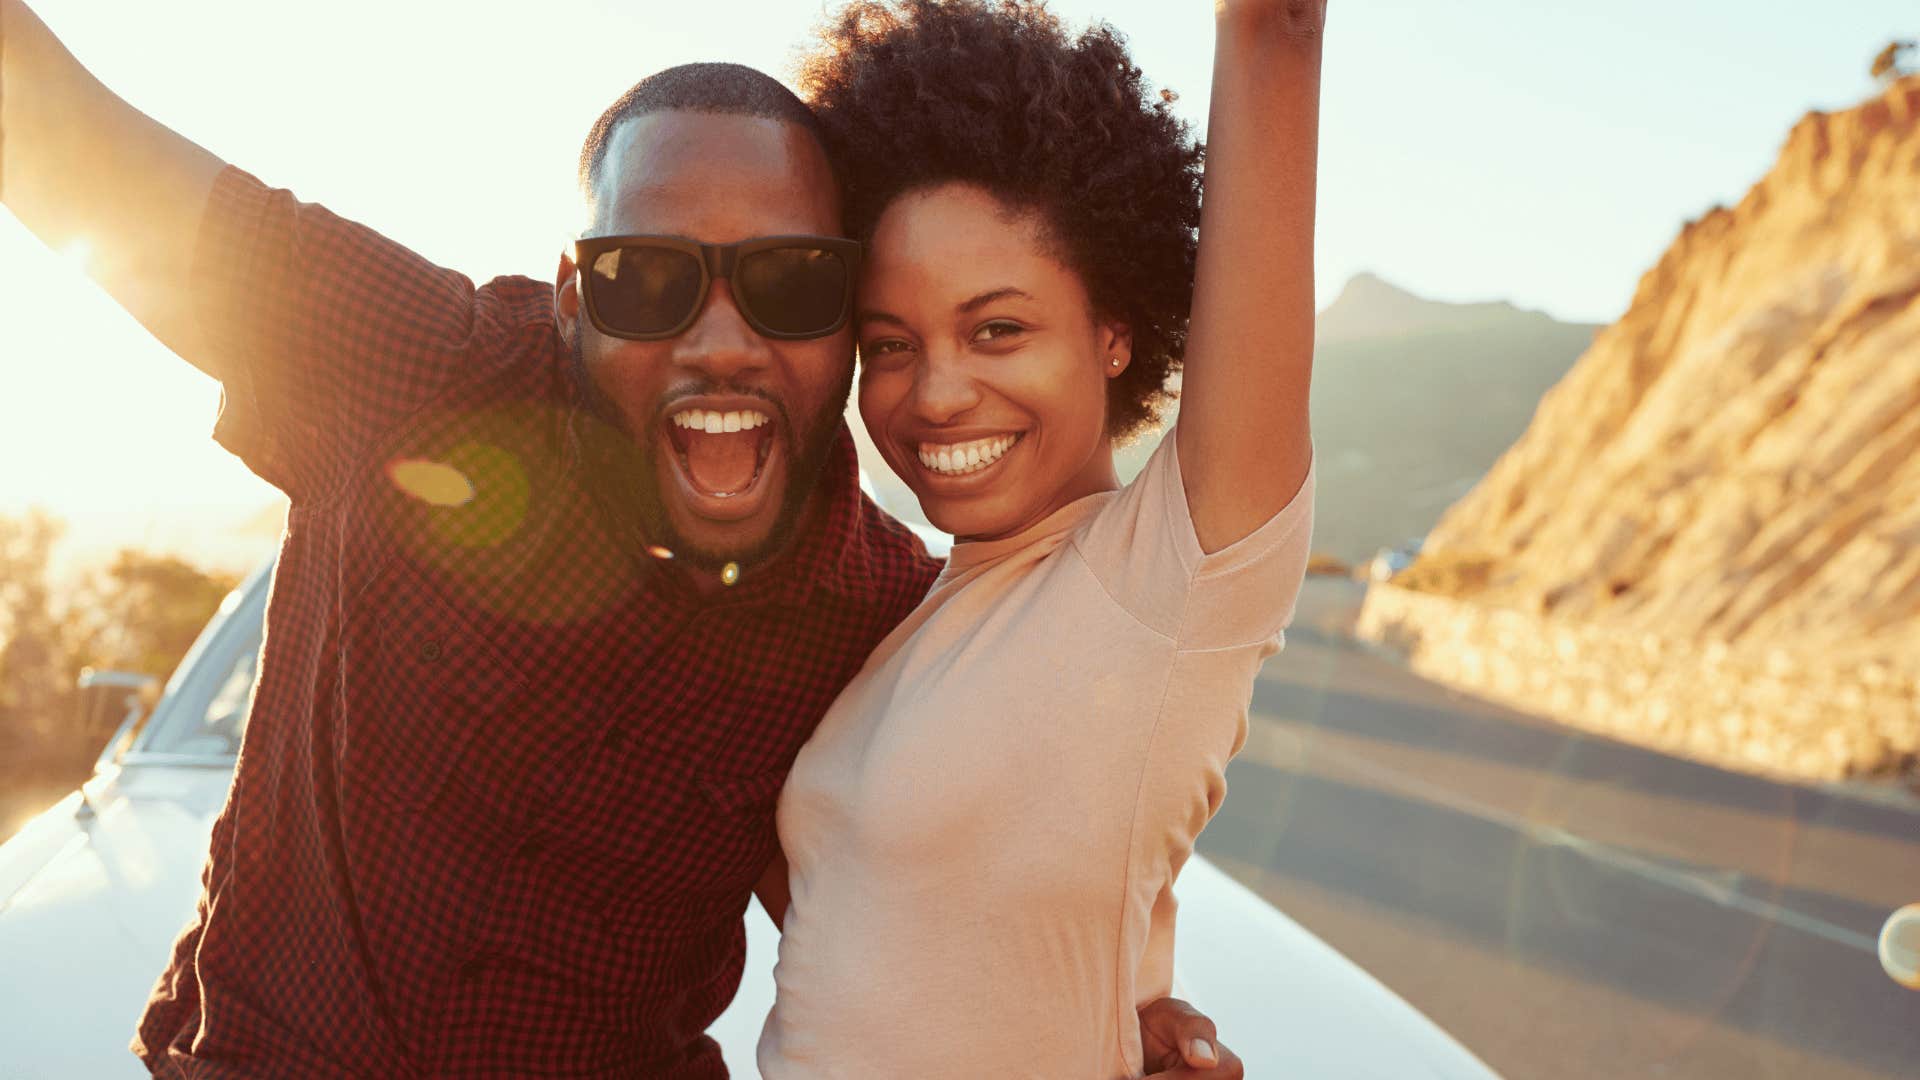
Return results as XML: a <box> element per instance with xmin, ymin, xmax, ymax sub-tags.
<box><xmin>1073</xmin><ymin>429</ymin><xmax>1315</xmax><ymax>650</ymax></box>
<box><xmin>191</xmin><ymin>167</ymin><xmax>547</xmax><ymax>502</ymax></box>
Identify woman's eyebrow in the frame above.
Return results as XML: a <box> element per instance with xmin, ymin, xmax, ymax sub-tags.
<box><xmin>856</xmin><ymin>307</ymin><xmax>909</xmax><ymax>328</ymax></box>
<box><xmin>958</xmin><ymin>287</ymin><xmax>1035</xmax><ymax>314</ymax></box>
<box><xmin>857</xmin><ymin>287</ymin><xmax>1035</xmax><ymax>328</ymax></box>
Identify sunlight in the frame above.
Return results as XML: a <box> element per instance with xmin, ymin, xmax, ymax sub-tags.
<box><xmin>60</xmin><ymin>238</ymin><xmax>91</xmax><ymax>278</ymax></box>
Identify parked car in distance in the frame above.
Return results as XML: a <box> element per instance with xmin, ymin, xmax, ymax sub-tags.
<box><xmin>1369</xmin><ymin>536</ymin><xmax>1427</xmax><ymax>583</ymax></box>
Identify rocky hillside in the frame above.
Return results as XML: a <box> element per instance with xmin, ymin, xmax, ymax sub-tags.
<box><xmin>1375</xmin><ymin>76</ymin><xmax>1920</xmax><ymax>780</ymax></box>
<box><xmin>1421</xmin><ymin>76</ymin><xmax>1920</xmax><ymax>651</ymax></box>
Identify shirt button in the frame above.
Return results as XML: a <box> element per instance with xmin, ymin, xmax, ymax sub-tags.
<box><xmin>419</xmin><ymin>638</ymin><xmax>443</xmax><ymax>663</ymax></box>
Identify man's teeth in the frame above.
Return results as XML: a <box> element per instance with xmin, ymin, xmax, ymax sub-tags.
<box><xmin>671</xmin><ymin>409</ymin><xmax>772</xmax><ymax>434</ymax></box>
<box><xmin>918</xmin><ymin>434</ymin><xmax>1018</xmax><ymax>476</ymax></box>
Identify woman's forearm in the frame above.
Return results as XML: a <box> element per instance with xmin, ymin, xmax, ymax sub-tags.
<box><xmin>1175</xmin><ymin>2</ymin><xmax>1324</xmax><ymax>553</ymax></box>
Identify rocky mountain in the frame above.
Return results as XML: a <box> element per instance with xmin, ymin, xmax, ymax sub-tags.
<box><xmin>1371</xmin><ymin>76</ymin><xmax>1920</xmax><ymax>780</ymax></box>
<box><xmin>1421</xmin><ymin>76</ymin><xmax>1920</xmax><ymax>646</ymax></box>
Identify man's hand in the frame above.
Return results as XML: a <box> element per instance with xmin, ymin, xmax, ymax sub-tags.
<box><xmin>1139</xmin><ymin>996</ymin><xmax>1246</xmax><ymax>1078</ymax></box>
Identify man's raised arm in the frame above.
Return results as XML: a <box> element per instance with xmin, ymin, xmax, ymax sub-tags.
<box><xmin>1</xmin><ymin>0</ymin><xmax>226</xmax><ymax>361</ymax></box>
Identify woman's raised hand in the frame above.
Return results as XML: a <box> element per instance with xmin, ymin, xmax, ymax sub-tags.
<box><xmin>1215</xmin><ymin>0</ymin><xmax>1327</xmax><ymax>38</ymax></box>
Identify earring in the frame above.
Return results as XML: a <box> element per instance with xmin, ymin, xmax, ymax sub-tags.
<box><xmin>1109</xmin><ymin>357</ymin><xmax>1122</xmax><ymax>368</ymax></box>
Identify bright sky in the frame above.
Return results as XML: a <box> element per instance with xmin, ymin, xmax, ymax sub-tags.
<box><xmin>0</xmin><ymin>0</ymin><xmax>1912</xmax><ymax>542</ymax></box>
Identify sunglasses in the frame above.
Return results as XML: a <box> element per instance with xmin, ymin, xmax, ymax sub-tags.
<box><xmin>573</xmin><ymin>234</ymin><xmax>862</xmax><ymax>342</ymax></box>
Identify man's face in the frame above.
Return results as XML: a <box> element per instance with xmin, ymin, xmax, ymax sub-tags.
<box><xmin>559</xmin><ymin>110</ymin><xmax>853</xmax><ymax>571</ymax></box>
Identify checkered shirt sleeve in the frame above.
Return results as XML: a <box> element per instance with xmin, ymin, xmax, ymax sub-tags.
<box><xmin>191</xmin><ymin>167</ymin><xmax>549</xmax><ymax>501</ymax></box>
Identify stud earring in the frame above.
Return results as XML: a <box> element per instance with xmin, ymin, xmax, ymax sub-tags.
<box><xmin>1110</xmin><ymin>357</ymin><xmax>1122</xmax><ymax>368</ymax></box>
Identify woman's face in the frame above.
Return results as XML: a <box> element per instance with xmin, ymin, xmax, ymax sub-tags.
<box><xmin>855</xmin><ymin>183</ymin><xmax>1131</xmax><ymax>541</ymax></box>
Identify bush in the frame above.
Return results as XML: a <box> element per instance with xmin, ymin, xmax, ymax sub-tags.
<box><xmin>0</xmin><ymin>512</ymin><xmax>237</xmax><ymax>835</ymax></box>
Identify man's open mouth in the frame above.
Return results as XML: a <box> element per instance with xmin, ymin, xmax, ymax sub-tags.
<box><xmin>663</xmin><ymin>406</ymin><xmax>781</xmax><ymax>521</ymax></box>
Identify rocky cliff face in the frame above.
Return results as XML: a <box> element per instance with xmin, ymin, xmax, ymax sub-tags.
<box><xmin>1367</xmin><ymin>77</ymin><xmax>1920</xmax><ymax>782</ymax></box>
<box><xmin>1422</xmin><ymin>76</ymin><xmax>1920</xmax><ymax>659</ymax></box>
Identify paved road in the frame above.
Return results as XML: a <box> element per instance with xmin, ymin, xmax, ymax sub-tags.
<box><xmin>1199</xmin><ymin>580</ymin><xmax>1920</xmax><ymax>1080</ymax></box>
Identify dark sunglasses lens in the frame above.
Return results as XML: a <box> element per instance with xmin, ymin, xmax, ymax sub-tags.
<box><xmin>588</xmin><ymin>247</ymin><xmax>703</xmax><ymax>336</ymax></box>
<box><xmin>737</xmin><ymin>247</ymin><xmax>850</xmax><ymax>336</ymax></box>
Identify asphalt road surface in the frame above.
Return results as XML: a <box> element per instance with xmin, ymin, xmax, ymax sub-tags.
<box><xmin>1199</xmin><ymin>580</ymin><xmax>1920</xmax><ymax>1080</ymax></box>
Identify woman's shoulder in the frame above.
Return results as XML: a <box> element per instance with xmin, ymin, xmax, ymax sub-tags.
<box><xmin>1077</xmin><ymin>430</ymin><xmax>1316</xmax><ymax>649</ymax></box>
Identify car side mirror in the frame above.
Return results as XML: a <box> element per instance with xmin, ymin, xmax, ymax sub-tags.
<box><xmin>75</xmin><ymin>668</ymin><xmax>161</xmax><ymax>746</ymax></box>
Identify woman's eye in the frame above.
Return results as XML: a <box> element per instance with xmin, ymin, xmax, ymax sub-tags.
<box><xmin>860</xmin><ymin>339</ymin><xmax>914</xmax><ymax>363</ymax></box>
<box><xmin>971</xmin><ymin>320</ymin><xmax>1025</xmax><ymax>344</ymax></box>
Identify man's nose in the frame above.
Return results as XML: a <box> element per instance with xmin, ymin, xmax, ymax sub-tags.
<box><xmin>671</xmin><ymin>280</ymin><xmax>772</xmax><ymax>381</ymax></box>
<box><xmin>909</xmin><ymin>351</ymin><xmax>983</xmax><ymax>425</ymax></box>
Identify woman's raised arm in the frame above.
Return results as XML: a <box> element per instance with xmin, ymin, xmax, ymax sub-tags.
<box><xmin>1174</xmin><ymin>0</ymin><xmax>1324</xmax><ymax>553</ymax></box>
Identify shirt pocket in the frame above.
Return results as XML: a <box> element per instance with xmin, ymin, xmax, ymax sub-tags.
<box><xmin>339</xmin><ymin>557</ymin><xmax>542</xmax><ymax>831</ymax></box>
<box><xmin>686</xmin><ymin>766</ymin><xmax>788</xmax><ymax>901</ymax></box>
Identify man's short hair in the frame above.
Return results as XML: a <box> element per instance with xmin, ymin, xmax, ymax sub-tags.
<box><xmin>577</xmin><ymin>62</ymin><xmax>830</xmax><ymax>202</ymax></box>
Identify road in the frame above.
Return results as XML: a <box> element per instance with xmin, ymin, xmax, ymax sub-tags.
<box><xmin>1198</xmin><ymin>580</ymin><xmax>1920</xmax><ymax>1080</ymax></box>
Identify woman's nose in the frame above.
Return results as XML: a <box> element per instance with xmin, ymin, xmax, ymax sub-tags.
<box><xmin>909</xmin><ymin>352</ymin><xmax>982</xmax><ymax>424</ymax></box>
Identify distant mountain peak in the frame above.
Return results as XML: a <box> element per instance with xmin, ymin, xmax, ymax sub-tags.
<box><xmin>1317</xmin><ymin>271</ymin><xmax>1552</xmax><ymax>345</ymax></box>
<box><xmin>1335</xmin><ymin>270</ymin><xmax>1419</xmax><ymax>302</ymax></box>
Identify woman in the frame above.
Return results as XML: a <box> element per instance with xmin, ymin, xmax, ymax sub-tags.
<box><xmin>760</xmin><ymin>2</ymin><xmax>1323</xmax><ymax>1075</ymax></box>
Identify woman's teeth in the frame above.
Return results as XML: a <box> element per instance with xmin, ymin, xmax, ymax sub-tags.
<box><xmin>917</xmin><ymin>434</ymin><xmax>1018</xmax><ymax>476</ymax></box>
<box><xmin>671</xmin><ymin>408</ymin><xmax>771</xmax><ymax>434</ymax></box>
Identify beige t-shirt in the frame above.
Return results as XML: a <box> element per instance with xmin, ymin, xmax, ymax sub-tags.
<box><xmin>758</xmin><ymin>433</ymin><xmax>1314</xmax><ymax>1079</ymax></box>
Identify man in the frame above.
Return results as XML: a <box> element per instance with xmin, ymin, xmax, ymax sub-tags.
<box><xmin>0</xmin><ymin>2</ymin><xmax>1238</xmax><ymax>1075</ymax></box>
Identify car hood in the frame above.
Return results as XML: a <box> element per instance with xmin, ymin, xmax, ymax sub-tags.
<box><xmin>0</xmin><ymin>764</ymin><xmax>230</xmax><ymax>1077</ymax></box>
<box><xmin>1</xmin><ymin>767</ymin><xmax>1500</xmax><ymax>1079</ymax></box>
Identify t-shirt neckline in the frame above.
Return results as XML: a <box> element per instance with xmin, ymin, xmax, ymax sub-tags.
<box><xmin>943</xmin><ymin>488</ymin><xmax>1115</xmax><ymax>572</ymax></box>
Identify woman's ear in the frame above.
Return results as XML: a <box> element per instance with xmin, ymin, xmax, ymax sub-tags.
<box><xmin>554</xmin><ymin>251</ymin><xmax>582</xmax><ymax>348</ymax></box>
<box><xmin>1101</xmin><ymin>321</ymin><xmax>1135</xmax><ymax>378</ymax></box>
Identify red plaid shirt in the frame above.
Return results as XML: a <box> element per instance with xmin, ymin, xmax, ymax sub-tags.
<box><xmin>132</xmin><ymin>169</ymin><xmax>940</xmax><ymax>1078</ymax></box>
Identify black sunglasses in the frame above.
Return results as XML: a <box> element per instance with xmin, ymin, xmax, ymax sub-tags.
<box><xmin>574</xmin><ymin>234</ymin><xmax>862</xmax><ymax>342</ymax></box>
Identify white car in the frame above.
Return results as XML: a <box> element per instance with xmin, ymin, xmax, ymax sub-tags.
<box><xmin>0</xmin><ymin>557</ymin><xmax>1498</xmax><ymax>1079</ymax></box>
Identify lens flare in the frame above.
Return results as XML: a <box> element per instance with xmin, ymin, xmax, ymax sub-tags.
<box><xmin>386</xmin><ymin>458</ymin><xmax>477</xmax><ymax>507</ymax></box>
<box><xmin>1881</xmin><ymin>903</ymin><xmax>1920</xmax><ymax>990</ymax></box>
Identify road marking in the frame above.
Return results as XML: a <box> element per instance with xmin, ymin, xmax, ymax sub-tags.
<box><xmin>1299</xmin><ymin>733</ymin><xmax>1882</xmax><ymax>955</ymax></box>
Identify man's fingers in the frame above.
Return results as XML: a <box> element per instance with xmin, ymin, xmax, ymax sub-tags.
<box><xmin>1137</xmin><ymin>996</ymin><xmax>1224</xmax><ymax>1071</ymax></box>
<box><xmin>1142</xmin><ymin>1041</ymin><xmax>1245</xmax><ymax>1080</ymax></box>
<box><xmin>1169</xmin><ymin>1007</ymin><xmax>1220</xmax><ymax>1067</ymax></box>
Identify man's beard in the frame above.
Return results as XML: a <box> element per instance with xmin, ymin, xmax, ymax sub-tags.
<box><xmin>571</xmin><ymin>337</ymin><xmax>851</xmax><ymax>574</ymax></box>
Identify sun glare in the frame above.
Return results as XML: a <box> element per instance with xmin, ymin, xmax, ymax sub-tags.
<box><xmin>60</xmin><ymin>238</ymin><xmax>92</xmax><ymax>277</ymax></box>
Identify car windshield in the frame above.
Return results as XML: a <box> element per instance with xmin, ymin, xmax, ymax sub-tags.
<box><xmin>156</xmin><ymin>643</ymin><xmax>257</xmax><ymax>757</ymax></box>
<box><xmin>136</xmin><ymin>578</ymin><xmax>267</xmax><ymax>759</ymax></box>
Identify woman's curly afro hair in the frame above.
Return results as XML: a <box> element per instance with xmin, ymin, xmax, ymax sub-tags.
<box><xmin>799</xmin><ymin>0</ymin><xmax>1203</xmax><ymax>441</ymax></box>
